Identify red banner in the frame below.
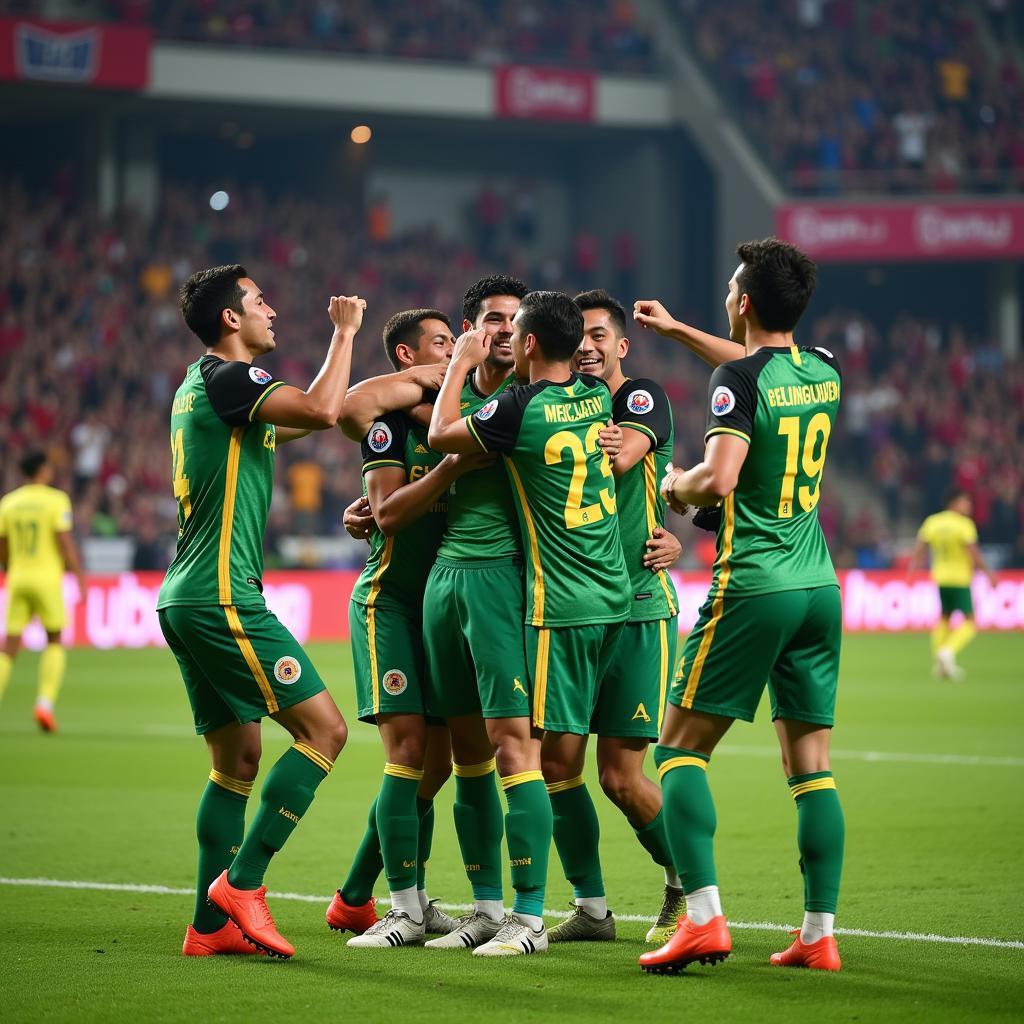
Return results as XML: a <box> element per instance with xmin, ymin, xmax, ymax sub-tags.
<box><xmin>776</xmin><ymin>202</ymin><xmax>1024</xmax><ymax>262</ymax></box>
<box><xmin>2</xmin><ymin>570</ymin><xmax>1022</xmax><ymax>650</ymax></box>
<box><xmin>494</xmin><ymin>65</ymin><xmax>596</xmax><ymax>122</ymax></box>
<box><xmin>0</xmin><ymin>18</ymin><xmax>151</xmax><ymax>90</ymax></box>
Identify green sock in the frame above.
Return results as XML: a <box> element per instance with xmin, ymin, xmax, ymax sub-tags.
<box><xmin>789</xmin><ymin>771</ymin><xmax>845</xmax><ymax>913</ymax></box>
<box><xmin>228</xmin><ymin>744</ymin><xmax>332</xmax><ymax>889</ymax></box>
<box><xmin>416</xmin><ymin>797</ymin><xmax>434</xmax><ymax>892</ymax></box>
<box><xmin>340</xmin><ymin>796</ymin><xmax>382</xmax><ymax>906</ymax></box>
<box><xmin>633</xmin><ymin>808</ymin><xmax>675</xmax><ymax>870</ymax></box>
<box><xmin>654</xmin><ymin>744</ymin><xmax>717</xmax><ymax>892</ymax></box>
<box><xmin>376</xmin><ymin>765</ymin><xmax>422</xmax><ymax>893</ymax></box>
<box><xmin>548</xmin><ymin>777</ymin><xmax>604</xmax><ymax>899</ymax></box>
<box><xmin>194</xmin><ymin>772</ymin><xmax>251</xmax><ymax>932</ymax></box>
<box><xmin>502</xmin><ymin>772</ymin><xmax>552</xmax><ymax>918</ymax></box>
<box><xmin>453</xmin><ymin>761</ymin><xmax>504</xmax><ymax>902</ymax></box>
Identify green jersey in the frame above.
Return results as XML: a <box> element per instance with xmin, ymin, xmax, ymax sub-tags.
<box><xmin>350</xmin><ymin>412</ymin><xmax>447</xmax><ymax>610</ymax></box>
<box><xmin>703</xmin><ymin>345</ymin><xmax>841</xmax><ymax>598</ymax></box>
<box><xmin>157</xmin><ymin>356</ymin><xmax>286</xmax><ymax>609</ymax></box>
<box><xmin>612</xmin><ymin>378</ymin><xmax>679</xmax><ymax>622</ymax></box>
<box><xmin>468</xmin><ymin>373</ymin><xmax>630</xmax><ymax>628</ymax></box>
<box><xmin>436</xmin><ymin>370</ymin><xmax>520</xmax><ymax>561</ymax></box>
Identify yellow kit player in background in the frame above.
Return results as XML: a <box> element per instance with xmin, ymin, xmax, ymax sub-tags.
<box><xmin>0</xmin><ymin>451</ymin><xmax>86</xmax><ymax>732</ymax></box>
<box><xmin>908</xmin><ymin>489</ymin><xmax>997</xmax><ymax>680</ymax></box>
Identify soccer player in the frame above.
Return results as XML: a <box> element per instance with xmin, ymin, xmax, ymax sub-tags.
<box><xmin>542</xmin><ymin>290</ymin><xmax>685</xmax><ymax>944</ymax></box>
<box><xmin>333</xmin><ymin>309</ymin><xmax>487</xmax><ymax>950</ymax></box>
<box><xmin>639</xmin><ymin>239</ymin><xmax>846</xmax><ymax>974</ymax></box>
<box><xmin>0</xmin><ymin>451</ymin><xmax>85</xmax><ymax>732</ymax></box>
<box><xmin>429</xmin><ymin>290</ymin><xmax>632</xmax><ymax>957</ymax></box>
<box><xmin>908</xmin><ymin>490</ymin><xmax>997</xmax><ymax>679</ymax></box>
<box><xmin>157</xmin><ymin>264</ymin><xmax>359</xmax><ymax>959</ymax></box>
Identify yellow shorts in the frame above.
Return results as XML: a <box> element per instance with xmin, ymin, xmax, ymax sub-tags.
<box><xmin>5</xmin><ymin>578</ymin><xmax>65</xmax><ymax>634</ymax></box>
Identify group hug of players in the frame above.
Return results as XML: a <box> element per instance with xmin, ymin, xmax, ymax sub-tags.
<box><xmin>145</xmin><ymin>237</ymin><xmax>849</xmax><ymax>973</ymax></box>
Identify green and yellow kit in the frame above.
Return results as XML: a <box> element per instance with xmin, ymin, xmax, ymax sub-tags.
<box><xmin>349</xmin><ymin>411</ymin><xmax>446</xmax><ymax>723</ymax></box>
<box><xmin>671</xmin><ymin>345</ymin><xmax>843</xmax><ymax>726</ymax></box>
<box><xmin>156</xmin><ymin>356</ymin><xmax>325</xmax><ymax>734</ymax></box>
<box><xmin>468</xmin><ymin>372</ymin><xmax>630</xmax><ymax>735</ymax></box>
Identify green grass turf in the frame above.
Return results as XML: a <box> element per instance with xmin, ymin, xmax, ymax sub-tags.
<box><xmin>1</xmin><ymin>633</ymin><xmax>1022</xmax><ymax>1022</ymax></box>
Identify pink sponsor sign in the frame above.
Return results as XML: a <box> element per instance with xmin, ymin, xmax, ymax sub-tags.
<box><xmin>495</xmin><ymin>65</ymin><xmax>596</xmax><ymax>122</ymax></box>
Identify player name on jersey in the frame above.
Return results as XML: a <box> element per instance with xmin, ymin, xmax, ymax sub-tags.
<box><xmin>765</xmin><ymin>380</ymin><xmax>841</xmax><ymax>408</ymax></box>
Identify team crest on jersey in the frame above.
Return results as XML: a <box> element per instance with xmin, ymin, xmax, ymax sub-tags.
<box><xmin>476</xmin><ymin>399</ymin><xmax>499</xmax><ymax>421</ymax></box>
<box><xmin>368</xmin><ymin>421</ymin><xmax>393</xmax><ymax>453</ymax></box>
<box><xmin>274</xmin><ymin>656</ymin><xmax>302</xmax><ymax>685</ymax></box>
<box><xmin>249</xmin><ymin>366</ymin><xmax>273</xmax><ymax>385</ymax></box>
<box><xmin>626</xmin><ymin>389</ymin><xmax>654</xmax><ymax>415</ymax></box>
<box><xmin>382</xmin><ymin>669</ymin><xmax>408</xmax><ymax>696</ymax></box>
<box><xmin>711</xmin><ymin>386</ymin><xmax>735</xmax><ymax>416</ymax></box>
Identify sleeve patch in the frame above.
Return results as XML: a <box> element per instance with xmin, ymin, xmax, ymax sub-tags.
<box><xmin>249</xmin><ymin>366</ymin><xmax>274</xmax><ymax>385</ymax></box>
<box><xmin>475</xmin><ymin>399</ymin><xmax>499</xmax><ymax>421</ymax></box>
<box><xmin>711</xmin><ymin>386</ymin><xmax>736</xmax><ymax>416</ymax></box>
<box><xmin>366</xmin><ymin>421</ymin><xmax>395</xmax><ymax>453</ymax></box>
<box><xmin>625</xmin><ymin>389</ymin><xmax>655</xmax><ymax>416</ymax></box>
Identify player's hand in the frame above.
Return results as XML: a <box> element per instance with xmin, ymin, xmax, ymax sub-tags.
<box><xmin>449</xmin><ymin>451</ymin><xmax>497</xmax><ymax>476</ymax></box>
<box><xmin>660</xmin><ymin>463</ymin><xmax>689</xmax><ymax>516</ymax></box>
<box><xmin>643</xmin><ymin>527</ymin><xmax>682</xmax><ymax>572</ymax></box>
<box><xmin>633</xmin><ymin>299</ymin><xmax>677</xmax><ymax>336</ymax></box>
<box><xmin>329</xmin><ymin>295</ymin><xmax>367</xmax><ymax>333</ymax></box>
<box><xmin>598</xmin><ymin>420</ymin><xmax>622</xmax><ymax>463</ymax></box>
<box><xmin>451</xmin><ymin>327</ymin><xmax>491</xmax><ymax>367</ymax></box>
<box><xmin>402</xmin><ymin>364</ymin><xmax>448</xmax><ymax>390</ymax></box>
<box><xmin>343</xmin><ymin>494</ymin><xmax>376</xmax><ymax>542</ymax></box>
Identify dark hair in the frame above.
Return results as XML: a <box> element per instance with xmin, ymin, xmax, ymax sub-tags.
<box><xmin>462</xmin><ymin>274</ymin><xmax>528</xmax><ymax>326</ymax></box>
<box><xmin>573</xmin><ymin>288</ymin><xmax>627</xmax><ymax>338</ymax></box>
<box><xmin>945</xmin><ymin>487</ymin><xmax>970</xmax><ymax>508</ymax></box>
<box><xmin>382</xmin><ymin>308</ymin><xmax>450</xmax><ymax>370</ymax></box>
<box><xmin>20</xmin><ymin>451</ymin><xmax>48</xmax><ymax>478</ymax></box>
<box><xmin>179</xmin><ymin>264</ymin><xmax>248</xmax><ymax>346</ymax></box>
<box><xmin>735</xmin><ymin>238</ymin><xmax>817</xmax><ymax>332</ymax></box>
<box><xmin>516</xmin><ymin>291</ymin><xmax>584</xmax><ymax>362</ymax></box>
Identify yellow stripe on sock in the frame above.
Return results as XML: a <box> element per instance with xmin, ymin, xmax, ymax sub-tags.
<box><xmin>657</xmin><ymin>756</ymin><xmax>708</xmax><ymax>780</ymax></box>
<box><xmin>454</xmin><ymin>758</ymin><xmax>497</xmax><ymax>778</ymax></box>
<box><xmin>208</xmin><ymin>769</ymin><xmax>254</xmax><ymax>797</ymax></box>
<box><xmin>790</xmin><ymin>778</ymin><xmax>836</xmax><ymax>799</ymax></box>
<box><xmin>501</xmin><ymin>770</ymin><xmax>544</xmax><ymax>791</ymax></box>
<box><xmin>293</xmin><ymin>742</ymin><xmax>334</xmax><ymax>775</ymax></box>
<box><xmin>545</xmin><ymin>774</ymin><xmax>585</xmax><ymax>795</ymax></box>
<box><xmin>384</xmin><ymin>762</ymin><xmax>425</xmax><ymax>782</ymax></box>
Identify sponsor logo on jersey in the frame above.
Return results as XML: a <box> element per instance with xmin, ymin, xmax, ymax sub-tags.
<box><xmin>626</xmin><ymin>389</ymin><xmax>654</xmax><ymax>415</ymax></box>
<box><xmin>382</xmin><ymin>669</ymin><xmax>408</xmax><ymax>696</ymax></box>
<box><xmin>249</xmin><ymin>366</ymin><xmax>273</xmax><ymax>385</ymax></box>
<box><xmin>711</xmin><ymin>386</ymin><xmax>736</xmax><ymax>416</ymax></box>
<box><xmin>274</xmin><ymin>656</ymin><xmax>302</xmax><ymax>685</ymax></box>
<box><xmin>476</xmin><ymin>399</ymin><xmax>499</xmax><ymax>421</ymax></box>
<box><xmin>413</xmin><ymin>443</ymin><xmax>429</xmax><ymax>454</ymax></box>
<box><xmin>513</xmin><ymin>677</ymin><xmax>528</xmax><ymax>697</ymax></box>
<box><xmin>368</xmin><ymin>421</ymin><xmax>393</xmax><ymax>453</ymax></box>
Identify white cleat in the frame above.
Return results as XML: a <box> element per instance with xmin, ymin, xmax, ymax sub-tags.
<box><xmin>424</xmin><ymin>911</ymin><xmax>503</xmax><ymax>949</ymax></box>
<box><xmin>937</xmin><ymin>647</ymin><xmax>964</xmax><ymax>681</ymax></box>
<box><xmin>472</xmin><ymin>914</ymin><xmax>547</xmax><ymax>957</ymax></box>
<box><xmin>346</xmin><ymin>909</ymin><xmax>425</xmax><ymax>948</ymax></box>
<box><xmin>423</xmin><ymin>900</ymin><xmax>459</xmax><ymax>935</ymax></box>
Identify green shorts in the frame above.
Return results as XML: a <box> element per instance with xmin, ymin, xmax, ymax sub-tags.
<box><xmin>423</xmin><ymin>557</ymin><xmax>531</xmax><ymax>720</ymax></box>
<box><xmin>527</xmin><ymin>621</ymin><xmax>626</xmax><ymax>735</ymax></box>
<box><xmin>350</xmin><ymin>600</ymin><xmax>430</xmax><ymax>724</ymax></box>
<box><xmin>592</xmin><ymin>617</ymin><xmax>678</xmax><ymax>740</ymax></box>
<box><xmin>158</xmin><ymin>603</ymin><xmax>326</xmax><ymax>735</ymax></box>
<box><xmin>670</xmin><ymin>585</ymin><xmax>841</xmax><ymax>726</ymax></box>
<box><xmin>938</xmin><ymin>585</ymin><xmax>973</xmax><ymax>617</ymax></box>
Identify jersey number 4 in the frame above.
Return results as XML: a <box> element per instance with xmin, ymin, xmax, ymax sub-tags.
<box><xmin>777</xmin><ymin>414</ymin><xmax>831</xmax><ymax>518</ymax></box>
<box><xmin>171</xmin><ymin>428</ymin><xmax>192</xmax><ymax>523</ymax></box>
<box><xmin>545</xmin><ymin>422</ymin><xmax>616</xmax><ymax>529</ymax></box>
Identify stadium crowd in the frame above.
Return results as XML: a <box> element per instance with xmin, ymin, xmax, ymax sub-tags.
<box><xmin>1</xmin><ymin>173</ymin><xmax>1021</xmax><ymax>572</ymax></box>
<box><xmin>674</xmin><ymin>0</ymin><xmax>1024</xmax><ymax>193</ymax></box>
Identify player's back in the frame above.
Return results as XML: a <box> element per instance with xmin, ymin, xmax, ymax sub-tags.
<box><xmin>0</xmin><ymin>484</ymin><xmax>72</xmax><ymax>582</ymax></box>
<box><xmin>704</xmin><ymin>345</ymin><xmax>841</xmax><ymax>597</ymax></box>
<box><xmin>918</xmin><ymin>510</ymin><xmax>976</xmax><ymax>585</ymax></box>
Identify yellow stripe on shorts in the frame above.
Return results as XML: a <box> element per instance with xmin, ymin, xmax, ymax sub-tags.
<box><xmin>531</xmin><ymin>627</ymin><xmax>550</xmax><ymax>729</ymax></box>
<box><xmin>224</xmin><ymin>605</ymin><xmax>278</xmax><ymax>713</ymax></box>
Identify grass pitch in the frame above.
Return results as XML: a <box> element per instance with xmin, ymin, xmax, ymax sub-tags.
<box><xmin>1</xmin><ymin>633</ymin><xmax>1022</xmax><ymax>1022</ymax></box>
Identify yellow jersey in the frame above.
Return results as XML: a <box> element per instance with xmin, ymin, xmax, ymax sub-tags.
<box><xmin>917</xmin><ymin>509</ymin><xmax>977</xmax><ymax>587</ymax></box>
<box><xmin>0</xmin><ymin>484</ymin><xmax>73</xmax><ymax>584</ymax></box>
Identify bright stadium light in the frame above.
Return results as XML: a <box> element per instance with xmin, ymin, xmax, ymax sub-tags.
<box><xmin>209</xmin><ymin>191</ymin><xmax>230</xmax><ymax>211</ymax></box>
<box><xmin>350</xmin><ymin>124</ymin><xmax>372</xmax><ymax>144</ymax></box>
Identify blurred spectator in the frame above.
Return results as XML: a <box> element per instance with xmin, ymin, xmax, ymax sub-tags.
<box><xmin>287</xmin><ymin>458</ymin><xmax>327</xmax><ymax>536</ymax></box>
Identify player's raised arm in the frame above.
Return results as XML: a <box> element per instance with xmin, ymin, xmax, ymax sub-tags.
<box><xmin>633</xmin><ymin>299</ymin><xmax>744</xmax><ymax>368</ymax></box>
<box><xmin>428</xmin><ymin>327</ymin><xmax>492</xmax><ymax>454</ymax></box>
<box><xmin>339</xmin><ymin>363</ymin><xmax>447</xmax><ymax>442</ymax></box>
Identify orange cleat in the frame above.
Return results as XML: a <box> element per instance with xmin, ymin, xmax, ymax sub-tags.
<box><xmin>182</xmin><ymin>920</ymin><xmax>266</xmax><ymax>956</ymax></box>
<box><xmin>326</xmin><ymin>890</ymin><xmax>379</xmax><ymax>934</ymax></box>
<box><xmin>207</xmin><ymin>870</ymin><xmax>295</xmax><ymax>959</ymax></box>
<box><xmin>770</xmin><ymin>931</ymin><xmax>842</xmax><ymax>971</ymax></box>
<box><xmin>34</xmin><ymin>704</ymin><xmax>57</xmax><ymax>733</ymax></box>
<box><xmin>639</xmin><ymin>915</ymin><xmax>731</xmax><ymax>974</ymax></box>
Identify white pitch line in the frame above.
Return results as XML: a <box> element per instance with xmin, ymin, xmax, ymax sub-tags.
<box><xmin>2</xmin><ymin>877</ymin><xmax>1021</xmax><ymax>951</ymax></box>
